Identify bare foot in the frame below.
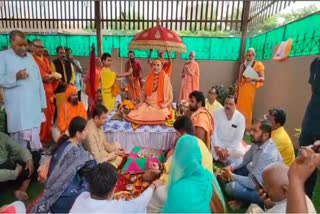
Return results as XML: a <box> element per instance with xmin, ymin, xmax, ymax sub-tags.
<box><xmin>228</xmin><ymin>200</ymin><xmax>243</xmax><ymax>210</ymax></box>
<box><xmin>14</xmin><ymin>190</ymin><xmax>29</xmax><ymax>202</ymax></box>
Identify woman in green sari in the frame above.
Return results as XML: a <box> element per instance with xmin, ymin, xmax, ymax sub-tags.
<box><xmin>162</xmin><ymin>134</ymin><xmax>219</xmax><ymax>213</ymax></box>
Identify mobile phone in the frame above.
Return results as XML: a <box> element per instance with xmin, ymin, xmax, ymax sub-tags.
<box><xmin>300</xmin><ymin>141</ymin><xmax>320</xmax><ymax>154</ymax></box>
<box><xmin>309</xmin><ymin>141</ymin><xmax>320</xmax><ymax>153</ymax></box>
<box><xmin>249</xmin><ymin>174</ymin><xmax>263</xmax><ymax>189</ymax></box>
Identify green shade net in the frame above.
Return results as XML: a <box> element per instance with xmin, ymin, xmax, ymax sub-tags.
<box><xmin>248</xmin><ymin>13</ymin><xmax>320</xmax><ymax>60</ymax></box>
<box><xmin>1</xmin><ymin>14</ymin><xmax>319</xmax><ymax>60</ymax></box>
<box><xmin>180</xmin><ymin>37</ymin><xmax>241</xmax><ymax>60</ymax></box>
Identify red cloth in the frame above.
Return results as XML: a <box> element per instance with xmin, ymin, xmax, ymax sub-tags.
<box><xmin>89</xmin><ymin>45</ymin><xmax>96</xmax><ymax>104</ymax></box>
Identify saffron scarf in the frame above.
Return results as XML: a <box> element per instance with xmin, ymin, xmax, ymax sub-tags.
<box><xmin>144</xmin><ymin>69</ymin><xmax>165</xmax><ymax>105</ymax></box>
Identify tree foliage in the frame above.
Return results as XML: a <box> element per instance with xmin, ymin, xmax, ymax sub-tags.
<box><xmin>249</xmin><ymin>4</ymin><xmax>320</xmax><ymax>36</ymax></box>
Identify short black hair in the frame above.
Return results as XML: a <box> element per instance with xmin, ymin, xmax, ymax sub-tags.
<box><xmin>56</xmin><ymin>46</ymin><xmax>64</xmax><ymax>53</ymax></box>
<box><xmin>173</xmin><ymin>116</ymin><xmax>195</xmax><ymax>135</ymax></box>
<box><xmin>128</xmin><ymin>50</ymin><xmax>134</xmax><ymax>55</ymax></box>
<box><xmin>258</xmin><ymin>119</ymin><xmax>273</xmax><ymax>137</ymax></box>
<box><xmin>68</xmin><ymin>116</ymin><xmax>87</xmax><ymax>137</ymax></box>
<box><xmin>268</xmin><ymin>108</ymin><xmax>286</xmax><ymax>126</ymax></box>
<box><xmin>9</xmin><ymin>30</ymin><xmax>25</xmax><ymax>41</ymax></box>
<box><xmin>65</xmin><ymin>47</ymin><xmax>71</xmax><ymax>52</ymax></box>
<box><xmin>225</xmin><ymin>95</ymin><xmax>235</xmax><ymax>102</ymax></box>
<box><xmin>87</xmin><ymin>162</ymin><xmax>118</xmax><ymax>198</ymax></box>
<box><xmin>92</xmin><ymin>104</ymin><xmax>108</xmax><ymax>118</ymax></box>
<box><xmin>189</xmin><ymin>91</ymin><xmax>205</xmax><ymax>107</ymax></box>
<box><xmin>101</xmin><ymin>52</ymin><xmax>112</xmax><ymax>61</ymax></box>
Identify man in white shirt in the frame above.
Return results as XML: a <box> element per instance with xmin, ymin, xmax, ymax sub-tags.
<box><xmin>211</xmin><ymin>95</ymin><xmax>246</xmax><ymax>165</ymax></box>
<box><xmin>246</xmin><ymin>162</ymin><xmax>316</xmax><ymax>213</ymax></box>
<box><xmin>205</xmin><ymin>86</ymin><xmax>223</xmax><ymax>116</ymax></box>
<box><xmin>70</xmin><ymin>162</ymin><xmax>163</xmax><ymax>213</ymax></box>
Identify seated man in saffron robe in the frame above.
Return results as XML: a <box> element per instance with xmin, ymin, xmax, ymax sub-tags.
<box><xmin>57</xmin><ymin>85</ymin><xmax>87</xmax><ymax>136</ymax></box>
<box><xmin>126</xmin><ymin>59</ymin><xmax>173</xmax><ymax>125</ymax></box>
<box><xmin>189</xmin><ymin>91</ymin><xmax>214</xmax><ymax>149</ymax></box>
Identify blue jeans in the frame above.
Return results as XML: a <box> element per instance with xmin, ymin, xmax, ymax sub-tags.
<box><xmin>225</xmin><ymin>167</ymin><xmax>264</xmax><ymax>207</ymax></box>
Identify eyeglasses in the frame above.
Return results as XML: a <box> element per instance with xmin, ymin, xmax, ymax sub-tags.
<box><xmin>33</xmin><ymin>44</ymin><xmax>44</xmax><ymax>49</ymax></box>
<box><xmin>208</xmin><ymin>91</ymin><xmax>216</xmax><ymax>95</ymax></box>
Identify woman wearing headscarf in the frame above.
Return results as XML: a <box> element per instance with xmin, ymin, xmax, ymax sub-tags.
<box><xmin>162</xmin><ymin>134</ymin><xmax>221</xmax><ymax>213</ymax></box>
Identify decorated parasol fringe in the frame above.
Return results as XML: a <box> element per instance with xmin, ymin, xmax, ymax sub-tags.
<box><xmin>129</xmin><ymin>19</ymin><xmax>187</xmax><ymax>53</ymax></box>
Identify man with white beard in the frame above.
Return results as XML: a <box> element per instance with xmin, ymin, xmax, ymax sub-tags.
<box><xmin>236</xmin><ymin>48</ymin><xmax>265</xmax><ymax>132</ymax></box>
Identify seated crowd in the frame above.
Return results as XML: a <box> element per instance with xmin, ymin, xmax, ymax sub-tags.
<box><xmin>0</xmin><ymin>30</ymin><xmax>319</xmax><ymax>214</ymax></box>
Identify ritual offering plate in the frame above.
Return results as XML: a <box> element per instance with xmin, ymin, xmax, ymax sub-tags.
<box><xmin>126</xmin><ymin>184</ymin><xmax>134</xmax><ymax>191</ymax></box>
<box><xmin>113</xmin><ymin>191</ymin><xmax>133</xmax><ymax>201</ymax></box>
<box><xmin>114</xmin><ymin>173</ymin><xmax>150</xmax><ymax>199</ymax></box>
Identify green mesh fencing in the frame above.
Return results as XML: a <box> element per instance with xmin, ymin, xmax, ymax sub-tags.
<box><xmin>1</xmin><ymin>14</ymin><xmax>319</xmax><ymax>60</ymax></box>
<box><xmin>248</xmin><ymin>13</ymin><xmax>320</xmax><ymax>60</ymax></box>
<box><xmin>180</xmin><ymin>37</ymin><xmax>241</xmax><ymax>60</ymax></box>
<box><xmin>0</xmin><ymin>34</ymin><xmax>238</xmax><ymax>60</ymax></box>
<box><xmin>0</xmin><ymin>35</ymin><xmax>9</xmax><ymax>49</ymax></box>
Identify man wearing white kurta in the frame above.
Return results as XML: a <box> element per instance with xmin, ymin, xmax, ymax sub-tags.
<box><xmin>0</xmin><ymin>30</ymin><xmax>46</xmax><ymax>151</ymax></box>
<box><xmin>211</xmin><ymin>95</ymin><xmax>246</xmax><ymax>165</ymax></box>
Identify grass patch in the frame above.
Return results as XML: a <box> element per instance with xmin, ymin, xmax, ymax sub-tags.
<box><xmin>0</xmin><ymin>181</ymin><xmax>44</xmax><ymax>207</ymax></box>
<box><xmin>0</xmin><ymin>135</ymin><xmax>319</xmax><ymax>213</ymax></box>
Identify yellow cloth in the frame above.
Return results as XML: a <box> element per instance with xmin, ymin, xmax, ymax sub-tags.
<box><xmin>205</xmin><ymin>99</ymin><xmax>223</xmax><ymax>116</ymax></box>
<box><xmin>160</xmin><ymin>138</ymin><xmax>213</xmax><ymax>184</ymax></box>
<box><xmin>50</xmin><ymin>62</ymin><xmax>75</xmax><ymax>84</ymax></box>
<box><xmin>51</xmin><ymin>62</ymin><xmax>75</xmax><ymax>113</ymax></box>
<box><xmin>101</xmin><ymin>67</ymin><xmax>117</xmax><ymax>112</ymax></box>
<box><xmin>271</xmin><ymin>127</ymin><xmax>295</xmax><ymax>166</ymax></box>
<box><xmin>83</xmin><ymin>119</ymin><xmax>122</xmax><ymax>167</ymax></box>
<box><xmin>55</xmin><ymin>93</ymin><xmax>67</xmax><ymax>113</ymax></box>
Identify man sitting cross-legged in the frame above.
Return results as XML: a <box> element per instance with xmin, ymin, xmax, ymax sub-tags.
<box><xmin>83</xmin><ymin>104</ymin><xmax>124</xmax><ymax>168</ymax></box>
<box><xmin>211</xmin><ymin>95</ymin><xmax>246</xmax><ymax>165</ymax></box>
<box><xmin>246</xmin><ymin>162</ymin><xmax>316</xmax><ymax>213</ymax></box>
<box><xmin>0</xmin><ymin>132</ymin><xmax>34</xmax><ymax>202</ymax></box>
<box><xmin>70</xmin><ymin>162</ymin><xmax>163</xmax><ymax>213</ymax></box>
<box><xmin>220</xmin><ymin>119</ymin><xmax>282</xmax><ymax>209</ymax></box>
<box><xmin>266</xmin><ymin>107</ymin><xmax>295</xmax><ymax>166</ymax></box>
<box><xmin>55</xmin><ymin>85</ymin><xmax>87</xmax><ymax>140</ymax></box>
<box><xmin>189</xmin><ymin>91</ymin><xmax>214</xmax><ymax>149</ymax></box>
<box><xmin>126</xmin><ymin>59</ymin><xmax>173</xmax><ymax>125</ymax></box>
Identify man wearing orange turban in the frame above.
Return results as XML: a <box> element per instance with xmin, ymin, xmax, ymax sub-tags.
<box><xmin>57</xmin><ymin>85</ymin><xmax>87</xmax><ymax>135</ymax></box>
<box><xmin>126</xmin><ymin>59</ymin><xmax>173</xmax><ymax>125</ymax></box>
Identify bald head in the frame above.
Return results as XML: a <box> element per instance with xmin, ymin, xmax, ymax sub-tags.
<box><xmin>263</xmin><ymin>163</ymin><xmax>289</xmax><ymax>186</ymax></box>
<box><xmin>189</xmin><ymin>51</ymin><xmax>195</xmax><ymax>61</ymax></box>
<box><xmin>262</xmin><ymin>163</ymin><xmax>289</xmax><ymax>202</ymax></box>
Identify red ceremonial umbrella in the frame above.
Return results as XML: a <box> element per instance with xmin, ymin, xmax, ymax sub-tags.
<box><xmin>129</xmin><ymin>20</ymin><xmax>187</xmax><ymax>53</ymax></box>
